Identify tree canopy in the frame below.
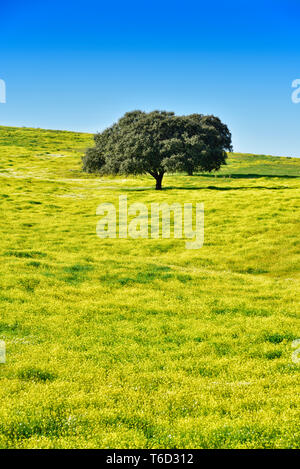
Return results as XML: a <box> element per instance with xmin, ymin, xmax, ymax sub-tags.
<box><xmin>82</xmin><ymin>110</ymin><xmax>232</xmax><ymax>189</ymax></box>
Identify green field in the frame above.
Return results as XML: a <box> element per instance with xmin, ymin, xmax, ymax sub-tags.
<box><xmin>0</xmin><ymin>125</ymin><xmax>299</xmax><ymax>449</ymax></box>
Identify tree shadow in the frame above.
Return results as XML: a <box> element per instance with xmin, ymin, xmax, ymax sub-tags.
<box><xmin>115</xmin><ymin>172</ymin><xmax>298</xmax><ymax>192</ymax></box>
<box><xmin>119</xmin><ymin>184</ymin><xmax>292</xmax><ymax>192</ymax></box>
<box><xmin>195</xmin><ymin>173</ymin><xmax>299</xmax><ymax>179</ymax></box>
<box><xmin>166</xmin><ymin>185</ymin><xmax>291</xmax><ymax>191</ymax></box>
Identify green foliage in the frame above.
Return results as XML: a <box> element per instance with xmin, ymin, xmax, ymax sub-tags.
<box><xmin>82</xmin><ymin>111</ymin><xmax>232</xmax><ymax>189</ymax></box>
<box><xmin>17</xmin><ymin>367</ymin><xmax>56</xmax><ymax>382</ymax></box>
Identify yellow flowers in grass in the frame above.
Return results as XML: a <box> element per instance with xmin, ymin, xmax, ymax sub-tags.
<box><xmin>0</xmin><ymin>126</ymin><xmax>299</xmax><ymax>448</ymax></box>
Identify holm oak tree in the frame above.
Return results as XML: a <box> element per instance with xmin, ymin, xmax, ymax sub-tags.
<box><xmin>82</xmin><ymin>110</ymin><xmax>232</xmax><ymax>190</ymax></box>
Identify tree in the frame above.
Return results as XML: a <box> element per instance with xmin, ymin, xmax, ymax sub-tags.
<box><xmin>82</xmin><ymin>110</ymin><xmax>232</xmax><ymax>190</ymax></box>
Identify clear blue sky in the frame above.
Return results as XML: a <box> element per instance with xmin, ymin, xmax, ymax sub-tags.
<box><xmin>1</xmin><ymin>0</ymin><xmax>300</xmax><ymax>156</ymax></box>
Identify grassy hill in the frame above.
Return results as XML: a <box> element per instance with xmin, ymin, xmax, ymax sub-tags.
<box><xmin>0</xmin><ymin>126</ymin><xmax>299</xmax><ymax>448</ymax></box>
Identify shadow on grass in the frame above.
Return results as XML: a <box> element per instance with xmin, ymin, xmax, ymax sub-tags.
<box><xmin>120</xmin><ymin>185</ymin><xmax>291</xmax><ymax>192</ymax></box>
<box><xmin>166</xmin><ymin>185</ymin><xmax>291</xmax><ymax>191</ymax></box>
<box><xmin>112</xmin><ymin>172</ymin><xmax>298</xmax><ymax>192</ymax></box>
<box><xmin>195</xmin><ymin>173</ymin><xmax>299</xmax><ymax>179</ymax></box>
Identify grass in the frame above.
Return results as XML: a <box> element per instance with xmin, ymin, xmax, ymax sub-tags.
<box><xmin>0</xmin><ymin>125</ymin><xmax>299</xmax><ymax>449</ymax></box>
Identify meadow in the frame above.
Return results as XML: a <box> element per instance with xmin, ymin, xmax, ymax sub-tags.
<box><xmin>0</xmin><ymin>125</ymin><xmax>299</xmax><ymax>449</ymax></box>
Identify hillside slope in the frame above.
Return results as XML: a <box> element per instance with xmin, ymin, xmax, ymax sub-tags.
<box><xmin>1</xmin><ymin>125</ymin><xmax>299</xmax><ymax>179</ymax></box>
<box><xmin>0</xmin><ymin>126</ymin><xmax>299</xmax><ymax>449</ymax></box>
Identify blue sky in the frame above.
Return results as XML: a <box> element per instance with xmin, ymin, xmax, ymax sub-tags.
<box><xmin>0</xmin><ymin>0</ymin><xmax>300</xmax><ymax>156</ymax></box>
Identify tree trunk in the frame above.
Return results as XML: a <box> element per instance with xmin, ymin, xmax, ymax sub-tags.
<box><xmin>155</xmin><ymin>173</ymin><xmax>164</xmax><ymax>190</ymax></box>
